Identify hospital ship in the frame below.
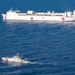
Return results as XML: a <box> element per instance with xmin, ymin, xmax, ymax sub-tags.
<box><xmin>2</xmin><ymin>8</ymin><xmax>75</xmax><ymax>22</ymax></box>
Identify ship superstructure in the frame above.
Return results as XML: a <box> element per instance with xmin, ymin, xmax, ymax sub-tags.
<box><xmin>2</xmin><ymin>8</ymin><xmax>75</xmax><ymax>21</ymax></box>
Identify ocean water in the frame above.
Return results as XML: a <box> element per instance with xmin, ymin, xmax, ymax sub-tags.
<box><xmin>0</xmin><ymin>0</ymin><xmax>75</xmax><ymax>75</ymax></box>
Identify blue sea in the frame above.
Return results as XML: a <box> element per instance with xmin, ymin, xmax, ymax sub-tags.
<box><xmin>0</xmin><ymin>0</ymin><xmax>75</xmax><ymax>75</ymax></box>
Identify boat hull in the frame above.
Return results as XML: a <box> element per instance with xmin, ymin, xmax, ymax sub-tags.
<box><xmin>2</xmin><ymin>57</ymin><xmax>29</xmax><ymax>64</ymax></box>
<box><xmin>2</xmin><ymin>14</ymin><xmax>75</xmax><ymax>22</ymax></box>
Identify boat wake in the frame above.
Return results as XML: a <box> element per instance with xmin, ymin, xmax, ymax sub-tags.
<box><xmin>2</xmin><ymin>53</ymin><xmax>58</xmax><ymax>66</ymax></box>
<box><xmin>2</xmin><ymin>59</ymin><xmax>58</xmax><ymax>66</ymax></box>
<box><xmin>26</xmin><ymin>61</ymin><xmax>58</xmax><ymax>66</ymax></box>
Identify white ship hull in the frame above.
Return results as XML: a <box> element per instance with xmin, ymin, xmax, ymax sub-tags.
<box><xmin>2</xmin><ymin>57</ymin><xmax>29</xmax><ymax>64</ymax></box>
<box><xmin>2</xmin><ymin>9</ymin><xmax>75</xmax><ymax>22</ymax></box>
<box><xmin>2</xmin><ymin>53</ymin><xmax>30</xmax><ymax>64</ymax></box>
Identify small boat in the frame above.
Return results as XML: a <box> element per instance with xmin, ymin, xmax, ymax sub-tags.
<box><xmin>2</xmin><ymin>53</ymin><xmax>30</xmax><ymax>64</ymax></box>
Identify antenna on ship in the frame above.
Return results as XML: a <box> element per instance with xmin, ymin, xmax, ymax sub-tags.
<box><xmin>17</xmin><ymin>52</ymin><xmax>19</xmax><ymax>56</ymax></box>
<box><xmin>11</xmin><ymin>7</ymin><xmax>12</xmax><ymax>9</ymax></box>
<box><xmin>11</xmin><ymin>7</ymin><xmax>13</xmax><ymax>11</ymax></box>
